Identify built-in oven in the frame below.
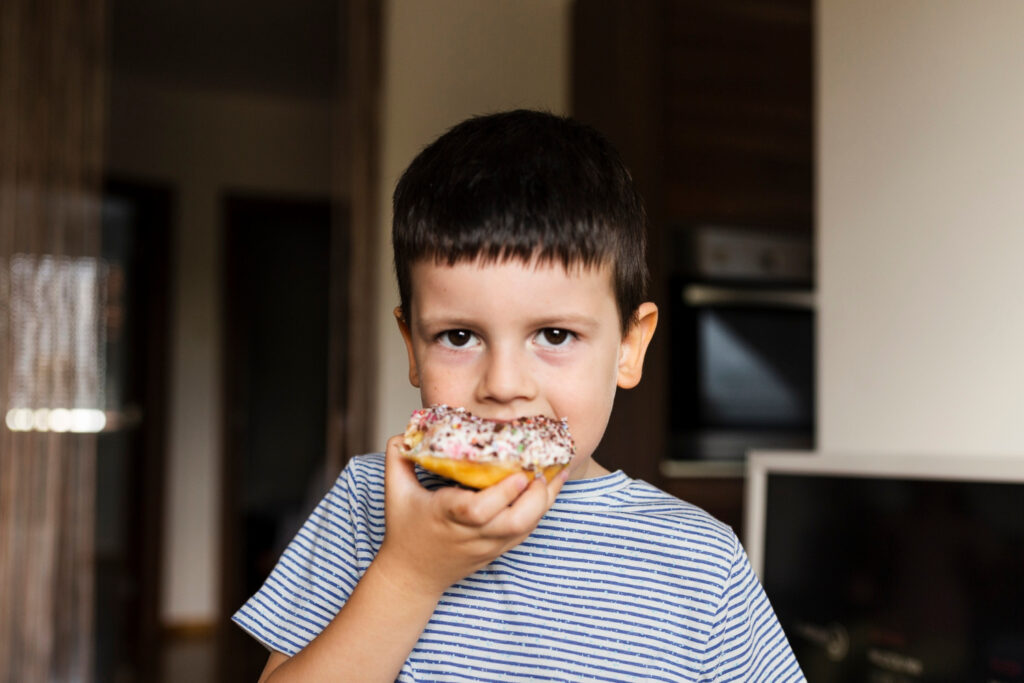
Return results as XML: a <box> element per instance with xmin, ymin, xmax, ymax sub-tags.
<box><xmin>667</xmin><ymin>225</ymin><xmax>815</xmax><ymax>461</ymax></box>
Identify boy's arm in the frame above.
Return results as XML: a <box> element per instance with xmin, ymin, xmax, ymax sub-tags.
<box><xmin>258</xmin><ymin>436</ymin><xmax>567</xmax><ymax>682</ymax></box>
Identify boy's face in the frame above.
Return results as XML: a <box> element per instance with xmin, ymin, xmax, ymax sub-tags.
<box><xmin>396</xmin><ymin>258</ymin><xmax>657</xmax><ymax>480</ymax></box>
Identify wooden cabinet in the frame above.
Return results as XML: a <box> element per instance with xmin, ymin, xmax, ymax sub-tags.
<box><xmin>662</xmin><ymin>0</ymin><xmax>813</xmax><ymax>227</ymax></box>
<box><xmin>572</xmin><ymin>0</ymin><xmax>813</xmax><ymax>501</ymax></box>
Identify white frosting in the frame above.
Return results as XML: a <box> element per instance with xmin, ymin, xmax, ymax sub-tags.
<box><xmin>402</xmin><ymin>404</ymin><xmax>574</xmax><ymax>469</ymax></box>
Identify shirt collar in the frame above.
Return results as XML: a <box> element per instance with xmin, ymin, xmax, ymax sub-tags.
<box><xmin>556</xmin><ymin>469</ymin><xmax>631</xmax><ymax>500</ymax></box>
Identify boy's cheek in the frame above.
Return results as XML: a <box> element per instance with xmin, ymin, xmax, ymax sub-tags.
<box><xmin>416</xmin><ymin>367</ymin><xmax>469</xmax><ymax>403</ymax></box>
<box><xmin>418</xmin><ymin>357</ymin><xmax>477</xmax><ymax>390</ymax></box>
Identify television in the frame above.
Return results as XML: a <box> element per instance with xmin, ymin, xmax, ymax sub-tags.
<box><xmin>744</xmin><ymin>452</ymin><xmax>1024</xmax><ymax>683</ymax></box>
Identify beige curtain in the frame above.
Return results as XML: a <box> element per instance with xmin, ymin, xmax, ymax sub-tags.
<box><xmin>0</xmin><ymin>1</ymin><xmax>108</xmax><ymax>681</ymax></box>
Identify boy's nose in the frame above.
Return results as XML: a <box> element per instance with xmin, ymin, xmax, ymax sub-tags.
<box><xmin>477</xmin><ymin>345</ymin><xmax>537</xmax><ymax>406</ymax></box>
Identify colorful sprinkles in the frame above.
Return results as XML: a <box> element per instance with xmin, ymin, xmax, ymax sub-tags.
<box><xmin>401</xmin><ymin>405</ymin><xmax>575</xmax><ymax>470</ymax></box>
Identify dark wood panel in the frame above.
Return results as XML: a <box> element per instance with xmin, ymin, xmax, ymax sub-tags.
<box><xmin>573</xmin><ymin>0</ymin><xmax>814</xmax><ymax>510</ymax></box>
<box><xmin>663</xmin><ymin>0</ymin><xmax>814</xmax><ymax>230</ymax></box>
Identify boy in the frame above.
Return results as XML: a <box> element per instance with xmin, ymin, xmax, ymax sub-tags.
<box><xmin>234</xmin><ymin>110</ymin><xmax>803</xmax><ymax>681</ymax></box>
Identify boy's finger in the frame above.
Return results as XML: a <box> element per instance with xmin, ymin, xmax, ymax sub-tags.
<box><xmin>545</xmin><ymin>467</ymin><xmax>570</xmax><ymax>506</ymax></box>
<box><xmin>384</xmin><ymin>435</ymin><xmax>423</xmax><ymax>501</ymax></box>
<box><xmin>444</xmin><ymin>472</ymin><xmax>530</xmax><ymax>527</ymax></box>
<box><xmin>481</xmin><ymin>476</ymin><xmax>554</xmax><ymax>539</ymax></box>
<box><xmin>489</xmin><ymin>468</ymin><xmax>569</xmax><ymax>536</ymax></box>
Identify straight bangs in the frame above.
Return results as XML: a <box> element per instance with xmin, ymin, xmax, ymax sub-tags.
<box><xmin>412</xmin><ymin>218</ymin><xmax>619</xmax><ymax>273</ymax></box>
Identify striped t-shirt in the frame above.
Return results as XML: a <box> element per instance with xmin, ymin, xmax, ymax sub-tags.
<box><xmin>234</xmin><ymin>454</ymin><xmax>804</xmax><ymax>682</ymax></box>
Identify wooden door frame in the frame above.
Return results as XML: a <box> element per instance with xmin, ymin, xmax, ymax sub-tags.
<box><xmin>329</xmin><ymin>0</ymin><xmax>382</xmax><ymax>473</ymax></box>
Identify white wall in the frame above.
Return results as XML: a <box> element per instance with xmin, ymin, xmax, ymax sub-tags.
<box><xmin>372</xmin><ymin>0</ymin><xmax>573</xmax><ymax>446</ymax></box>
<box><xmin>818</xmin><ymin>0</ymin><xmax>1024</xmax><ymax>455</ymax></box>
<box><xmin>107</xmin><ymin>75</ymin><xmax>332</xmax><ymax>625</ymax></box>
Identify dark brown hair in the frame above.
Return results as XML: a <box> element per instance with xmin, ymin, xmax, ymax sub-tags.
<box><xmin>392</xmin><ymin>109</ymin><xmax>648</xmax><ymax>332</ymax></box>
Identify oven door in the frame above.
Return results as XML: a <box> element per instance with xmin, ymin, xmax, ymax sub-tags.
<box><xmin>669</xmin><ymin>284</ymin><xmax>816</xmax><ymax>460</ymax></box>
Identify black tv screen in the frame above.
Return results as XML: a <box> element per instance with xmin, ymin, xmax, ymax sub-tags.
<box><xmin>759</xmin><ymin>470</ymin><xmax>1024</xmax><ymax>682</ymax></box>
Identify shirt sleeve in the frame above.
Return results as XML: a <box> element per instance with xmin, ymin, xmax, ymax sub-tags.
<box><xmin>704</xmin><ymin>535</ymin><xmax>806</xmax><ymax>682</ymax></box>
<box><xmin>231</xmin><ymin>454</ymin><xmax>387</xmax><ymax>656</ymax></box>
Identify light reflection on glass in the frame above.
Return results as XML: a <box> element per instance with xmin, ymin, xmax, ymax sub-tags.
<box><xmin>4</xmin><ymin>254</ymin><xmax>108</xmax><ymax>433</ymax></box>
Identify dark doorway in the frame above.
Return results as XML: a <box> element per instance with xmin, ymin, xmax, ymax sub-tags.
<box><xmin>218</xmin><ymin>193</ymin><xmax>340</xmax><ymax>680</ymax></box>
<box><xmin>95</xmin><ymin>179</ymin><xmax>173</xmax><ymax>682</ymax></box>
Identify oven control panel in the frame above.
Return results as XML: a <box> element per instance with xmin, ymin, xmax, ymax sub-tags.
<box><xmin>686</xmin><ymin>225</ymin><xmax>813</xmax><ymax>284</ymax></box>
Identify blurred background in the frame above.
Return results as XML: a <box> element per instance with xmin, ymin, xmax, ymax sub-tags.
<box><xmin>1</xmin><ymin>0</ymin><xmax>1022</xmax><ymax>681</ymax></box>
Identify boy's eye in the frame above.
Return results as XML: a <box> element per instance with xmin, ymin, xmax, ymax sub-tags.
<box><xmin>536</xmin><ymin>328</ymin><xmax>574</xmax><ymax>348</ymax></box>
<box><xmin>438</xmin><ymin>329</ymin><xmax>479</xmax><ymax>349</ymax></box>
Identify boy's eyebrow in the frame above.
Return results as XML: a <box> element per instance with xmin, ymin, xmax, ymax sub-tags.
<box><xmin>414</xmin><ymin>316</ymin><xmax>468</xmax><ymax>333</ymax></box>
<box><xmin>529</xmin><ymin>314</ymin><xmax>601</xmax><ymax>330</ymax></box>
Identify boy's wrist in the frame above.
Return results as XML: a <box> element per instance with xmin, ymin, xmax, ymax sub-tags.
<box><xmin>370</xmin><ymin>545</ymin><xmax>449</xmax><ymax>604</ymax></box>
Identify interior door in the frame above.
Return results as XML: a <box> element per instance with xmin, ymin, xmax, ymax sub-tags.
<box><xmin>95</xmin><ymin>179</ymin><xmax>172</xmax><ymax>682</ymax></box>
<box><xmin>218</xmin><ymin>194</ymin><xmax>337</xmax><ymax>680</ymax></box>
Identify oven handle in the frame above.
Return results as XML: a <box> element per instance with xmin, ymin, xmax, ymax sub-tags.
<box><xmin>682</xmin><ymin>285</ymin><xmax>816</xmax><ymax>309</ymax></box>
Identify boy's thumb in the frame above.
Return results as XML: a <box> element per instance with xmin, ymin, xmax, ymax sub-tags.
<box><xmin>384</xmin><ymin>435</ymin><xmax>420</xmax><ymax>499</ymax></box>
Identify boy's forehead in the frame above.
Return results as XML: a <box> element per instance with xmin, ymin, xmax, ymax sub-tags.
<box><xmin>408</xmin><ymin>256</ymin><xmax>616</xmax><ymax>308</ymax></box>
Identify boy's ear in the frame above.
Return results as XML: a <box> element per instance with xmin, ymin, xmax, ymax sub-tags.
<box><xmin>394</xmin><ymin>307</ymin><xmax>421</xmax><ymax>388</ymax></box>
<box><xmin>617</xmin><ymin>302</ymin><xmax>658</xmax><ymax>390</ymax></box>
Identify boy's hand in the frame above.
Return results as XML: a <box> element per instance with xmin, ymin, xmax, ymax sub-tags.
<box><xmin>374</xmin><ymin>435</ymin><xmax>567</xmax><ymax>597</ymax></box>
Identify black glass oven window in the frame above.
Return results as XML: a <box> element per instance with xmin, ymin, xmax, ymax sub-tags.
<box><xmin>698</xmin><ymin>308</ymin><xmax>813</xmax><ymax>429</ymax></box>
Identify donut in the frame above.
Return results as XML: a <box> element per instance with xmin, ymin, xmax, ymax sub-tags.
<box><xmin>400</xmin><ymin>404</ymin><xmax>575</xmax><ymax>489</ymax></box>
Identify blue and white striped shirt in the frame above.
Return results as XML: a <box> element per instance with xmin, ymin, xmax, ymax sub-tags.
<box><xmin>234</xmin><ymin>454</ymin><xmax>803</xmax><ymax>681</ymax></box>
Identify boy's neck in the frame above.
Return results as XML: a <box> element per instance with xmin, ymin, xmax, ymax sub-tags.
<box><xmin>571</xmin><ymin>458</ymin><xmax>612</xmax><ymax>481</ymax></box>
